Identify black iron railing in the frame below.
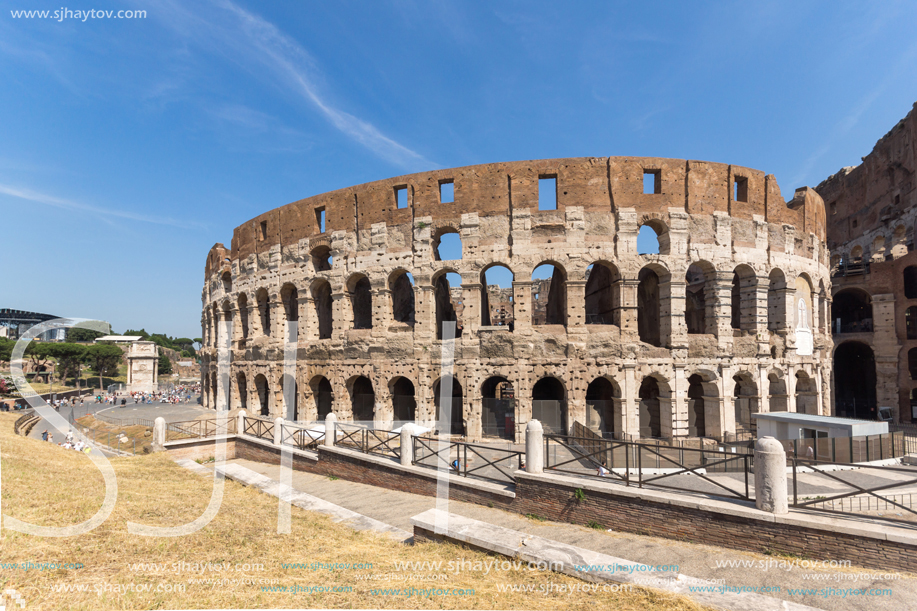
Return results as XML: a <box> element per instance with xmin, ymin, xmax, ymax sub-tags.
<box><xmin>412</xmin><ymin>436</ymin><xmax>523</xmax><ymax>485</ymax></box>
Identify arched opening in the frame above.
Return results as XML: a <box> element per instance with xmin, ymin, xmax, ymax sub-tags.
<box><xmin>532</xmin><ymin>377</ymin><xmax>566</xmax><ymax>434</ymax></box>
<box><xmin>831</xmin><ymin>289</ymin><xmax>872</xmax><ymax>334</ymax></box>
<box><xmin>391</xmin><ymin>377</ymin><xmax>416</xmax><ymax>423</ymax></box>
<box><xmin>281</xmin><ymin>374</ymin><xmax>298</xmax><ymax>420</ymax></box>
<box><xmin>586</xmin><ymin>377</ymin><xmax>619</xmax><ymax>436</ymax></box>
<box><xmin>350</xmin><ymin>376</ymin><xmax>375</xmax><ymax>423</ymax></box>
<box><xmin>236</xmin><ymin>373</ymin><xmax>247</xmax><ymax>411</ymax></box>
<box><xmin>768</xmin><ymin>269</ymin><xmax>787</xmax><ymax>332</ymax></box>
<box><xmin>905</xmin><ymin>266</ymin><xmax>917</xmax><ymax>299</ymax></box>
<box><xmin>434</xmin><ymin>229</ymin><xmax>462</xmax><ymax>261</ymax></box>
<box><xmin>434</xmin><ymin>271</ymin><xmax>464</xmax><ymax>339</ymax></box>
<box><xmin>311</xmin><ymin>245</ymin><xmax>332</xmax><ymax>271</ymax></box>
<box><xmin>892</xmin><ymin>225</ymin><xmax>908</xmax><ymax>259</ymax></box>
<box><xmin>254</xmin><ymin>374</ymin><xmax>270</xmax><ymax>417</ymax></box>
<box><xmin>390</xmin><ymin>270</ymin><xmax>416</xmax><ymax>324</ymax></box>
<box><xmin>280</xmin><ymin>283</ymin><xmax>298</xmax><ymax>324</ymax></box>
<box><xmin>311</xmin><ymin>376</ymin><xmax>333</xmax><ymax>420</ymax></box>
<box><xmin>907</xmin><ymin>307</ymin><xmax>917</xmax><ymax>340</ymax></box>
<box><xmin>768</xmin><ymin>373</ymin><xmax>788</xmax><ymax>412</ymax></box>
<box><xmin>687</xmin><ymin>375</ymin><xmax>707</xmax><ymax>436</ymax></box>
<box><xmin>909</xmin><ymin>348</ymin><xmax>917</xmax><ymax>381</ymax></box>
<box><xmin>871</xmin><ymin>235</ymin><xmax>886</xmax><ymax>262</ymax></box>
<box><xmin>210</xmin><ymin>371</ymin><xmax>218</xmax><ymax>409</ymax></box>
<box><xmin>733</xmin><ymin>374</ymin><xmax>758</xmax><ymax>435</ymax></box>
<box><xmin>833</xmin><ymin>342</ymin><xmax>877</xmax><ymax>419</ymax></box>
<box><xmin>221</xmin><ymin>271</ymin><xmax>232</xmax><ymax>292</ymax></box>
<box><xmin>256</xmin><ymin>288</ymin><xmax>271</xmax><ymax>337</ymax></box>
<box><xmin>638</xmin><ymin>220</ymin><xmax>669</xmax><ymax>255</ymax></box>
<box><xmin>481</xmin><ymin>376</ymin><xmax>514</xmax><ymax>440</ymax></box>
<box><xmin>685</xmin><ymin>263</ymin><xmax>712</xmax><ymax>334</ymax></box>
<box><xmin>585</xmin><ymin>262</ymin><xmax>620</xmax><ymax>325</ymax></box>
<box><xmin>850</xmin><ymin>245</ymin><xmax>863</xmax><ymax>263</ymax></box>
<box><xmin>638</xmin><ymin>267</ymin><xmax>661</xmax><ymax>346</ymax></box>
<box><xmin>732</xmin><ymin>265</ymin><xmax>757</xmax><ymax>331</ymax></box>
<box><xmin>795</xmin><ymin>371</ymin><xmax>817</xmax><ymax>415</ymax></box>
<box><xmin>638</xmin><ymin>377</ymin><xmax>662</xmax><ymax>438</ymax></box>
<box><xmin>348</xmin><ymin>275</ymin><xmax>372</xmax><ymax>330</ymax></box>
<box><xmin>434</xmin><ymin>376</ymin><xmax>464</xmax><ymax>435</ymax></box>
<box><xmin>237</xmin><ymin>293</ymin><xmax>249</xmax><ymax>340</ymax></box>
<box><xmin>531</xmin><ymin>263</ymin><xmax>566</xmax><ymax>326</ymax></box>
<box><xmin>795</xmin><ymin>275</ymin><xmax>814</xmax><ymax>356</ymax></box>
<box><xmin>312</xmin><ymin>280</ymin><xmax>333</xmax><ymax>339</ymax></box>
<box><xmin>481</xmin><ymin>264</ymin><xmax>514</xmax><ymax>329</ymax></box>
<box><xmin>221</xmin><ymin>303</ymin><xmax>233</xmax><ymax>348</ymax></box>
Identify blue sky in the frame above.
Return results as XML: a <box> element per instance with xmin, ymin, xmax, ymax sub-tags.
<box><xmin>2</xmin><ymin>1</ymin><xmax>916</xmax><ymax>339</ymax></box>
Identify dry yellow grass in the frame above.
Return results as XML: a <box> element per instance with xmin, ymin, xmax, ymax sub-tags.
<box><xmin>0</xmin><ymin>412</ymin><xmax>713</xmax><ymax>610</ymax></box>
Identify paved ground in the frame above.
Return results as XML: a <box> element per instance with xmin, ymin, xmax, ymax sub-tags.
<box><xmin>210</xmin><ymin>456</ymin><xmax>917</xmax><ymax>611</ymax></box>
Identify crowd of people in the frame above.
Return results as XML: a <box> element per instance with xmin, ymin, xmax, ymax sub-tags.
<box><xmin>40</xmin><ymin>428</ymin><xmax>91</xmax><ymax>453</ymax></box>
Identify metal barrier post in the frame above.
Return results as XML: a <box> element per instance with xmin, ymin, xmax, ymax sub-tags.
<box><xmin>638</xmin><ymin>445</ymin><xmax>643</xmax><ymax>488</ymax></box>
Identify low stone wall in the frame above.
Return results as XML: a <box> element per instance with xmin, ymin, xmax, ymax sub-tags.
<box><xmin>165</xmin><ymin>434</ymin><xmax>917</xmax><ymax>573</ymax></box>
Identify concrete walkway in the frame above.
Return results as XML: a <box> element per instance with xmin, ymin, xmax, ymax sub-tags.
<box><xmin>213</xmin><ymin>457</ymin><xmax>916</xmax><ymax>611</ymax></box>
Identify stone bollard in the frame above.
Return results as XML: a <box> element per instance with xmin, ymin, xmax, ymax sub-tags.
<box><xmin>400</xmin><ymin>423</ymin><xmax>414</xmax><ymax>467</ymax></box>
<box><xmin>526</xmin><ymin>420</ymin><xmax>544</xmax><ymax>473</ymax></box>
<box><xmin>324</xmin><ymin>412</ymin><xmax>337</xmax><ymax>448</ymax></box>
<box><xmin>274</xmin><ymin>417</ymin><xmax>284</xmax><ymax>446</ymax></box>
<box><xmin>152</xmin><ymin>417</ymin><xmax>166</xmax><ymax>451</ymax></box>
<box><xmin>754</xmin><ymin>436</ymin><xmax>788</xmax><ymax>514</ymax></box>
<box><xmin>236</xmin><ymin>409</ymin><xmax>246</xmax><ymax>435</ymax></box>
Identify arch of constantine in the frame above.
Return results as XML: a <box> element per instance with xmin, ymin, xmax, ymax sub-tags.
<box><xmin>200</xmin><ymin>156</ymin><xmax>832</xmax><ymax>443</ymax></box>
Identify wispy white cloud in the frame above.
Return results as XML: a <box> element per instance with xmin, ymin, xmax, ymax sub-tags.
<box><xmin>0</xmin><ymin>183</ymin><xmax>206</xmax><ymax>229</ymax></box>
<box><xmin>151</xmin><ymin>0</ymin><xmax>433</xmax><ymax>169</ymax></box>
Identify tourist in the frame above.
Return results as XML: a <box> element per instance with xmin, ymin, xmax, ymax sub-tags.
<box><xmin>597</xmin><ymin>462</ymin><xmax>610</xmax><ymax>477</ymax></box>
<box><xmin>41</xmin><ymin>430</ymin><xmax>48</xmax><ymax>442</ymax></box>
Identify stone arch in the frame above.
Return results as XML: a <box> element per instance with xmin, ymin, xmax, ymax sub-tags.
<box><xmin>433</xmin><ymin>375</ymin><xmax>464</xmax><ymax>435</ymax></box>
<box><xmin>686</xmin><ymin>369</ymin><xmax>719</xmax><ymax>437</ymax></box>
<box><xmin>254</xmin><ymin>373</ymin><xmax>270</xmax><ymax>416</ymax></box>
<box><xmin>432</xmin><ymin>268</ymin><xmax>463</xmax><ymax>339</ymax></box>
<box><xmin>904</xmin><ymin>266</ymin><xmax>917</xmax><ymax>299</ymax></box>
<box><xmin>311</xmin><ymin>245</ymin><xmax>332</xmax><ymax>271</ymax></box>
<box><xmin>310</xmin><ymin>375</ymin><xmax>333</xmax><ymax>420</ymax></box>
<box><xmin>768</xmin><ymin>370</ymin><xmax>787</xmax><ymax>413</ymax></box>
<box><xmin>731</xmin><ymin>264</ymin><xmax>757</xmax><ymax>331</ymax></box>
<box><xmin>280</xmin><ymin>283</ymin><xmax>298</xmax><ymax>324</ymax></box>
<box><xmin>481</xmin><ymin>376</ymin><xmax>515</xmax><ymax>440</ymax></box>
<box><xmin>585</xmin><ymin>261</ymin><xmax>621</xmax><ymax>326</ymax></box>
<box><xmin>850</xmin><ymin>245</ymin><xmax>863</xmax><ymax>262</ymax></box>
<box><xmin>831</xmin><ymin>288</ymin><xmax>872</xmax><ymax>334</ymax></box>
<box><xmin>390</xmin><ymin>376</ymin><xmax>416</xmax><ymax>424</ymax></box>
<box><xmin>532</xmin><ymin>376</ymin><xmax>567</xmax><ymax>434</ymax></box>
<box><xmin>638</xmin><ymin>263</ymin><xmax>670</xmax><ymax>347</ymax></box>
<box><xmin>795</xmin><ymin>370</ymin><xmax>817</xmax><ymax>415</ymax></box>
<box><xmin>237</xmin><ymin>293</ymin><xmax>249</xmax><ymax>340</ymax></box>
<box><xmin>235</xmin><ymin>372</ymin><xmax>247</xmax><ymax>411</ymax></box>
<box><xmin>732</xmin><ymin>371</ymin><xmax>758</xmax><ymax>435</ymax></box>
<box><xmin>892</xmin><ymin>224</ymin><xmax>908</xmax><ymax>258</ymax></box>
<box><xmin>389</xmin><ymin>269</ymin><xmax>416</xmax><ymax>325</ymax></box>
<box><xmin>346</xmin><ymin>273</ymin><xmax>372</xmax><ymax>330</ymax></box>
<box><xmin>585</xmin><ymin>376</ymin><xmax>621</xmax><ymax>436</ymax></box>
<box><xmin>833</xmin><ymin>341</ymin><xmax>876</xmax><ymax>419</ymax></box>
<box><xmin>221</xmin><ymin>270</ymin><xmax>232</xmax><ymax>293</ymax></box>
<box><xmin>685</xmin><ymin>260</ymin><xmax>716</xmax><ymax>335</ymax></box>
<box><xmin>638</xmin><ymin>374</ymin><xmax>672</xmax><ymax>439</ymax></box>
<box><xmin>255</xmin><ymin>287</ymin><xmax>271</xmax><ymax>338</ymax></box>
<box><xmin>281</xmin><ymin>372</ymin><xmax>298</xmax><ymax>420</ymax></box>
<box><xmin>871</xmin><ymin>234</ymin><xmax>886</xmax><ymax>262</ymax></box>
<box><xmin>348</xmin><ymin>375</ymin><xmax>375</xmax><ymax>423</ymax></box>
<box><xmin>768</xmin><ymin>268</ymin><xmax>787</xmax><ymax>332</ymax></box>
<box><xmin>432</xmin><ymin>227</ymin><xmax>462</xmax><ymax>261</ymax></box>
<box><xmin>638</xmin><ymin>217</ymin><xmax>670</xmax><ymax>255</ymax></box>
<box><xmin>311</xmin><ymin>279</ymin><xmax>333</xmax><ymax>339</ymax></box>
<box><xmin>531</xmin><ymin>262</ymin><xmax>567</xmax><ymax>326</ymax></box>
<box><xmin>481</xmin><ymin>263</ymin><xmax>514</xmax><ymax>329</ymax></box>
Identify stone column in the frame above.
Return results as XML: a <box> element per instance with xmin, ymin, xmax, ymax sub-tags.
<box><xmin>525</xmin><ymin>419</ymin><xmax>543</xmax><ymax>473</ymax></box>
<box><xmin>621</xmin><ymin>363</ymin><xmax>639</xmax><ymax>437</ymax></box>
<box><xmin>461</xmin><ymin>281</ymin><xmax>483</xmax><ymax>335</ymax></box>
<box><xmin>237</xmin><ymin>410</ymin><xmax>246</xmax><ymax>435</ymax></box>
<box><xmin>331</xmin><ymin>290</ymin><xmax>347</xmax><ymax>342</ymax></box>
<box><xmin>513</xmin><ymin>280</ymin><xmax>533</xmax><ymax>333</ymax></box>
<box><xmin>566</xmin><ymin>279</ymin><xmax>587</xmax><ymax>330</ymax></box>
<box><xmin>324</xmin><ymin>412</ymin><xmax>337</xmax><ymax>447</ymax></box>
<box><xmin>754</xmin><ymin>437</ymin><xmax>788</xmax><ymax>514</ymax></box>
<box><xmin>667</xmin><ymin>278</ymin><xmax>686</xmax><ymax>347</ymax></box>
<box><xmin>719</xmin><ymin>365</ymin><xmax>735</xmax><ymax>439</ymax></box>
<box><xmin>372</xmin><ymin>287</ymin><xmax>392</xmax><ymax>337</ymax></box>
<box><xmin>670</xmin><ymin>364</ymin><xmax>688</xmax><ymax>437</ymax></box>
<box><xmin>400</xmin><ymin>423</ymin><xmax>414</xmax><ymax>466</ymax></box>
<box><xmin>617</xmin><ymin>278</ymin><xmax>640</xmax><ymax>338</ymax></box>
<box><xmin>712</xmin><ymin>271</ymin><xmax>734</xmax><ymax>350</ymax></box>
<box><xmin>152</xmin><ymin>417</ymin><xmax>166</xmax><ymax>451</ymax></box>
<box><xmin>273</xmin><ymin>417</ymin><xmax>284</xmax><ymax>446</ymax></box>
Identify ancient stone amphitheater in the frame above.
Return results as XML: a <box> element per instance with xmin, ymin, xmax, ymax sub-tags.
<box><xmin>201</xmin><ymin>157</ymin><xmax>832</xmax><ymax>443</ymax></box>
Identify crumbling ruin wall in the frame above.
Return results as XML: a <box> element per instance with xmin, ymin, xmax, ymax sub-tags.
<box><xmin>201</xmin><ymin>156</ymin><xmax>831</xmax><ymax>442</ymax></box>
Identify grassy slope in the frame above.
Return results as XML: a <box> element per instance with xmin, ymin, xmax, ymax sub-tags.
<box><xmin>0</xmin><ymin>412</ymin><xmax>709</xmax><ymax>611</ymax></box>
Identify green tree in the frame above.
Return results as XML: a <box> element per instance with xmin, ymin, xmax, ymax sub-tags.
<box><xmin>158</xmin><ymin>352</ymin><xmax>172</xmax><ymax>375</ymax></box>
<box><xmin>124</xmin><ymin>329</ymin><xmax>150</xmax><ymax>340</ymax></box>
<box><xmin>82</xmin><ymin>344</ymin><xmax>123</xmax><ymax>391</ymax></box>
<box><xmin>193</xmin><ymin>338</ymin><xmax>203</xmax><ymax>351</ymax></box>
<box><xmin>66</xmin><ymin>327</ymin><xmax>108</xmax><ymax>343</ymax></box>
<box><xmin>0</xmin><ymin>337</ymin><xmax>14</xmax><ymax>362</ymax></box>
<box><xmin>45</xmin><ymin>343</ymin><xmax>86</xmax><ymax>387</ymax></box>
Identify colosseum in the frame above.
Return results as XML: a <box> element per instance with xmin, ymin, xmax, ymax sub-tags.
<box><xmin>200</xmin><ymin>157</ymin><xmax>832</xmax><ymax>444</ymax></box>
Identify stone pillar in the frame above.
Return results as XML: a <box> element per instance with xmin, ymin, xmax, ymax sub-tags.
<box><xmin>400</xmin><ymin>423</ymin><xmax>414</xmax><ymax>466</ymax></box>
<box><xmin>786</xmin><ymin>365</ymin><xmax>797</xmax><ymax>413</ymax></box>
<box><xmin>754</xmin><ymin>437</ymin><xmax>788</xmax><ymax>514</ymax></box>
<box><xmin>513</xmin><ymin>280</ymin><xmax>533</xmax><ymax>333</ymax></box>
<box><xmin>618</xmin><ymin>278</ymin><xmax>640</xmax><ymax>338</ymax></box>
<box><xmin>273</xmin><ymin>417</ymin><xmax>284</xmax><ymax>446</ymax></box>
<box><xmin>720</xmin><ymin>365</ymin><xmax>735</xmax><ymax>438</ymax></box>
<box><xmin>415</xmin><ymin>284</ymin><xmax>435</xmax><ymax>344</ymax></box>
<box><xmin>566</xmin><ymin>279</ymin><xmax>587</xmax><ymax>330</ymax></box>
<box><xmin>461</xmin><ymin>281</ymin><xmax>483</xmax><ymax>335</ymax></box>
<box><xmin>269</xmin><ymin>299</ymin><xmax>283</xmax><ymax>342</ymax></box>
<box><xmin>373</xmin><ymin>287</ymin><xmax>392</xmax><ymax>336</ymax></box>
<box><xmin>237</xmin><ymin>410</ymin><xmax>246</xmax><ymax>435</ymax></box>
<box><xmin>331</xmin><ymin>290</ymin><xmax>347</xmax><ymax>342</ymax></box>
<box><xmin>324</xmin><ymin>412</ymin><xmax>337</xmax><ymax>447</ymax></box>
<box><xmin>667</xmin><ymin>278</ymin><xmax>686</xmax><ymax>347</ymax></box>
<box><xmin>621</xmin><ymin>363</ymin><xmax>639</xmax><ymax>437</ymax></box>
<box><xmin>152</xmin><ymin>417</ymin><xmax>166</xmax><ymax>451</ymax></box>
<box><xmin>712</xmin><ymin>271</ymin><xmax>734</xmax><ymax>350</ymax></box>
<box><xmin>670</xmin><ymin>364</ymin><xmax>688</xmax><ymax>437</ymax></box>
<box><xmin>525</xmin><ymin>419</ymin><xmax>543</xmax><ymax>473</ymax></box>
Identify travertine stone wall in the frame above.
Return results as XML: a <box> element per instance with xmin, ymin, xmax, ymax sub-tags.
<box><xmin>201</xmin><ymin>157</ymin><xmax>831</xmax><ymax>442</ymax></box>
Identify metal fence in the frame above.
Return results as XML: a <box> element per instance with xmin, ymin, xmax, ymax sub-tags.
<box><xmin>778</xmin><ymin>432</ymin><xmax>906</xmax><ymax>463</ymax></box>
<box><xmin>412</xmin><ymin>436</ymin><xmax>523</xmax><ymax>485</ymax></box>
<box><xmin>166</xmin><ymin>418</ymin><xmax>235</xmax><ymax>441</ymax></box>
<box><xmin>242</xmin><ymin>416</ymin><xmax>274</xmax><ymax>442</ymax></box>
<box><xmin>280</xmin><ymin>422</ymin><xmax>324</xmax><ymax>451</ymax></box>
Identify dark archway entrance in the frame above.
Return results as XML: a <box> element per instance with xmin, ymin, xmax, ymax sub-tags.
<box><xmin>532</xmin><ymin>377</ymin><xmax>566</xmax><ymax>434</ymax></box>
<box><xmin>481</xmin><ymin>376</ymin><xmax>515</xmax><ymax>440</ymax></box>
<box><xmin>434</xmin><ymin>376</ymin><xmax>464</xmax><ymax>435</ymax></box>
<box><xmin>351</xmin><ymin>376</ymin><xmax>375</xmax><ymax>423</ymax></box>
<box><xmin>834</xmin><ymin>342</ymin><xmax>877</xmax><ymax>419</ymax></box>
<box><xmin>585</xmin><ymin>377</ymin><xmax>618</xmax><ymax>436</ymax></box>
<box><xmin>391</xmin><ymin>377</ymin><xmax>416</xmax><ymax>423</ymax></box>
